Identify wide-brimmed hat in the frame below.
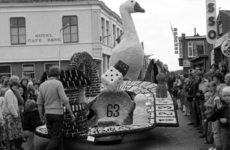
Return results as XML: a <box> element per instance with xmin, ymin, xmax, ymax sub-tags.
<box><xmin>9</xmin><ymin>80</ymin><xmax>20</xmax><ymax>87</ymax></box>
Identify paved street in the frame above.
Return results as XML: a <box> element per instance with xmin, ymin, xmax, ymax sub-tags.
<box><xmin>34</xmin><ymin>110</ymin><xmax>211</xmax><ymax>150</ymax></box>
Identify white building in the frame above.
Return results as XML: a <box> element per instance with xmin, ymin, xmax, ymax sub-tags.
<box><xmin>0</xmin><ymin>0</ymin><xmax>123</xmax><ymax>80</ymax></box>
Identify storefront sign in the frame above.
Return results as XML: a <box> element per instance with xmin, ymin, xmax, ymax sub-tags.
<box><xmin>214</xmin><ymin>32</ymin><xmax>230</xmax><ymax>48</ymax></box>
<box><xmin>221</xmin><ymin>39</ymin><xmax>230</xmax><ymax>57</ymax></box>
<box><xmin>206</xmin><ymin>0</ymin><xmax>217</xmax><ymax>44</ymax></box>
<box><xmin>173</xmin><ymin>28</ymin><xmax>179</xmax><ymax>54</ymax></box>
<box><xmin>27</xmin><ymin>34</ymin><xmax>60</xmax><ymax>43</ymax></box>
<box><xmin>183</xmin><ymin>60</ymin><xmax>190</xmax><ymax>67</ymax></box>
<box><xmin>210</xmin><ymin>49</ymin><xmax>215</xmax><ymax>65</ymax></box>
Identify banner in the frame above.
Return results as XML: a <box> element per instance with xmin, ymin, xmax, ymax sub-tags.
<box><xmin>206</xmin><ymin>0</ymin><xmax>217</xmax><ymax>44</ymax></box>
<box><xmin>170</xmin><ymin>23</ymin><xmax>179</xmax><ymax>54</ymax></box>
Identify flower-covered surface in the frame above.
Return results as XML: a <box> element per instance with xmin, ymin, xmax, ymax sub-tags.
<box><xmin>35</xmin><ymin>81</ymin><xmax>178</xmax><ymax>139</ymax></box>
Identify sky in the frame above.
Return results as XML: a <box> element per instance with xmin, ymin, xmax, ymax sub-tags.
<box><xmin>102</xmin><ymin>0</ymin><xmax>230</xmax><ymax>71</ymax></box>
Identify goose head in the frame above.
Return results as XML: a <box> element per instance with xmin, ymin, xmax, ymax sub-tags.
<box><xmin>120</xmin><ymin>0</ymin><xmax>145</xmax><ymax>13</ymax></box>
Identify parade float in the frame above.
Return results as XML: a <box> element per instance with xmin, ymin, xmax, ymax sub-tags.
<box><xmin>34</xmin><ymin>0</ymin><xmax>179</xmax><ymax>149</ymax></box>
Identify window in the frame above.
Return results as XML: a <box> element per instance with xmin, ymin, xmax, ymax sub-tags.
<box><xmin>219</xmin><ymin>23</ymin><xmax>223</xmax><ymax>35</ymax></box>
<box><xmin>106</xmin><ymin>21</ymin><xmax>110</xmax><ymax>45</ymax></box>
<box><xmin>188</xmin><ymin>41</ymin><xmax>205</xmax><ymax>57</ymax></box>
<box><xmin>117</xmin><ymin>28</ymin><xmax>120</xmax><ymax>38</ymax></box>
<box><xmin>44</xmin><ymin>63</ymin><xmax>58</xmax><ymax>72</ymax></box>
<box><xmin>113</xmin><ymin>25</ymin><xmax>116</xmax><ymax>47</ymax></box>
<box><xmin>107</xmin><ymin>56</ymin><xmax>110</xmax><ymax>70</ymax></box>
<box><xmin>62</xmin><ymin>16</ymin><xmax>78</xmax><ymax>43</ymax></box>
<box><xmin>0</xmin><ymin>65</ymin><xmax>11</xmax><ymax>78</ymax></box>
<box><xmin>120</xmin><ymin>30</ymin><xmax>123</xmax><ymax>40</ymax></box>
<box><xmin>197</xmin><ymin>45</ymin><xmax>204</xmax><ymax>55</ymax></box>
<box><xmin>10</xmin><ymin>18</ymin><xmax>26</xmax><ymax>45</ymax></box>
<box><xmin>188</xmin><ymin>42</ymin><xmax>193</xmax><ymax>57</ymax></box>
<box><xmin>103</xmin><ymin>54</ymin><xmax>106</xmax><ymax>73</ymax></box>
<box><xmin>22</xmin><ymin>64</ymin><xmax>35</xmax><ymax>79</ymax></box>
<box><xmin>103</xmin><ymin>54</ymin><xmax>110</xmax><ymax>73</ymax></box>
<box><xmin>101</xmin><ymin>18</ymin><xmax>105</xmax><ymax>43</ymax></box>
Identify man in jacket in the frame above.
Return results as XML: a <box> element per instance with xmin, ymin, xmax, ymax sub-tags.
<box><xmin>37</xmin><ymin>66</ymin><xmax>75</xmax><ymax>150</ymax></box>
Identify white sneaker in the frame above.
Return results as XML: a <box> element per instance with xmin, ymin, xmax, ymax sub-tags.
<box><xmin>182</xmin><ymin>105</ymin><xmax>185</xmax><ymax>112</ymax></box>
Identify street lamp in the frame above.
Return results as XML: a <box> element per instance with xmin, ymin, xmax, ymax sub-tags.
<box><xmin>59</xmin><ymin>23</ymin><xmax>70</xmax><ymax>69</ymax></box>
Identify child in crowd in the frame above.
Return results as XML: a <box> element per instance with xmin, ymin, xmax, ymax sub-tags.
<box><xmin>204</xmin><ymin>92</ymin><xmax>212</xmax><ymax>103</ymax></box>
<box><xmin>203</xmin><ymin>91</ymin><xmax>212</xmax><ymax>143</ymax></box>
<box><xmin>33</xmin><ymin>82</ymin><xmax>40</xmax><ymax>101</ymax></box>
<box><xmin>205</xmin><ymin>86</ymin><xmax>230</xmax><ymax>150</ymax></box>
<box><xmin>27</xmin><ymin>81</ymin><xmax>36</xmax><ymax>100</ymax></box>
<box><xmin>171</xmin><ymin>82</ymin><xmax>181</xmax><ymax>109</ymax></box>
<box><xmin>22</xmin><ymin>100</ymin><xmax>42</xmax><ymax>150</ymax></box>
<box><xmin>205</xmin><ymin>83</ymin><xmax>226</xmax><ymax>150</ymax></box>
<box><xmin>203</xmin><ymin>82</ymin><xmax>217</xmax><ymax>141</ymax></box>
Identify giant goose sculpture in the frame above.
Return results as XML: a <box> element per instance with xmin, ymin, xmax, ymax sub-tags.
<box><xmin>109</xmin><ymin>0</ymin><xmax>145</xmax><ymax>81</ymax></box>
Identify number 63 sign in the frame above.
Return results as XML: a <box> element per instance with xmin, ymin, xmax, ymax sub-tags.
<box><xmin>107</xmin><ymin>104</ymin><xmax>120</xmax><ymax>117</ymax></box>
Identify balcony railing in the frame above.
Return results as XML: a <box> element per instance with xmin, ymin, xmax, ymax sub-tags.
<box><xmin>0</xmin><ymin>0</ymin><xmax>97</xmax><ymax>3</ymax></box>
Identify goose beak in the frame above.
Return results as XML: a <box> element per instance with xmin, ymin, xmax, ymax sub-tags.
<box><xmin>134</xmin><ymin>2</ymin><xmax>145</xmax><ymax>13</ymax></box>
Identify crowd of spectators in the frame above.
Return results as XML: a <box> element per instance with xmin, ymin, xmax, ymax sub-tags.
<box><xmin>0</xmin><ymin>66</ymin><xmax>75</xmax><ymax>150</ymax></box>
<box><xmin>0</xmin><ymin>75</ymin><xmax>42</xmax><ymax>150</ymax></box>
<box><xmin>168</xmin><ymin>62</ymin><xmax>230</xmax><ymax>150</ymax></box>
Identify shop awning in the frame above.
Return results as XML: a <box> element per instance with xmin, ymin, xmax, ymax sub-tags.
<box><xmin>189</xmin><ymin>55</ymin><xmax>208</xmax><ymax>62</ymax></box>
<box><xmin>214</xmin><ymin>32</ymin><xmax>230</xmax><ymax>48</ymax></box>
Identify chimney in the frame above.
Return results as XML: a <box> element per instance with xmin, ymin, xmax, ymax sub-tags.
<box><xmin>194</xmin><ymin>28</ymin><xmax>196</xmax><ymax>36</ymax></box>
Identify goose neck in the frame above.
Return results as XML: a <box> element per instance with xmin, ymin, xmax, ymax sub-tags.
<box><xmin>120</xmin><ymin>9</ymin><xmax>138</xmax><ymax>35</ymax></box>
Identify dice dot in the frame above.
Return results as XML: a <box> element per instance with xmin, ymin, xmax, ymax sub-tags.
<box><xmin>119</xmin><ymin>78</ymin><xmax>121</xmax><ymax>80</ymax></box>
<box><xmin>116</xmin><ymin>74</ymin><xmax>118</xmax><ymax>76</ymax></box>
<box><xmin>111</xmin><ymin>79</ymin><xmax>113</xmax><ymax>81</ymax></box>
<box><xmin>111</xmin><ymin>69</ymin><xmax>113</xmax><ymax>72</ymax></box>
<box><xmin>106</xmin><ymin>75</ymin><xmax>108</xmax><ymax>77</ymax></box>
<box><xmin>111</xmin><ymin>75</ymin><xmax>113</xmax><ymax>77</ymax></box>
<box><xmin>117</xmin><ymin>82</ymin><xmax>119</xmax><ymax>84</ymax></box>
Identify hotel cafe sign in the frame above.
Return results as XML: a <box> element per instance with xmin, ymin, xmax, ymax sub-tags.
<box><xmin>27</xmin><ymin>34</ymin><xmax>60</xmax><ymax>43</ymax></box>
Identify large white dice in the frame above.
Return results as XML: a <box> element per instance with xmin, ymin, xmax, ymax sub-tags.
<box><xmin>101</xmin><ymin>66</ymin><xmax>123</xmax><ymax>91</ymax></box>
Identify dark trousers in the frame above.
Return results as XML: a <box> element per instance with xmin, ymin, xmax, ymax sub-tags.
<box><xmin>45</xmin><ymin>114</ymin><xmax>64</xmax><ymax>150</ymax></box>
<box><xmin>220</xmin><ymin>128</ymin><xmax>230</xmax><ymax>150</ymax></box>
<box><xmin>193</xmin><ymin>99</ymin><xmax>201</xmax><ymax>127</ymax></box>
<box><xmin>188</xmin><ymin>100</ymin><xmax>194</xmax><ymax>122</ymax></box>
<box><xmin>199</xmin><ymin>99</ymin><xmax>206</xmax><ymax>133</ymax></box>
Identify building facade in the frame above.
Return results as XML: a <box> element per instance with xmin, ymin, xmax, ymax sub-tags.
<box><xmin>178</xmin><ymin>34</ymin><xmax>213</xmax><ymax>73</ymax></box>
<box><xmin>0</xmin><ymin>0</ymin><xmax>123</xmax><ymax>80</ymax></box>
<box><xmin>212</xmin><ymin>10</ymin><xmax>230</xmax><ymax>71</ymax></box>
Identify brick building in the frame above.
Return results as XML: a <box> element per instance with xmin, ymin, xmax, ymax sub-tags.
<box><xmin>178</xmin><ymin>34</ymin><xmax>213</xmax><ymax>73</ymax></box>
